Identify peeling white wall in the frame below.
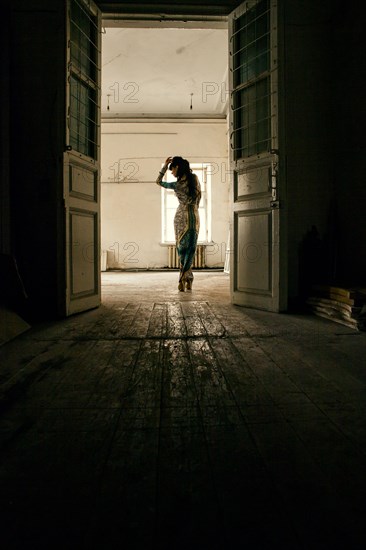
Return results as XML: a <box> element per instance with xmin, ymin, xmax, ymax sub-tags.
<box><xmin>101</xmin><ymin>119</ymin><xmax>230</xmax><ymax>269</ymax></box>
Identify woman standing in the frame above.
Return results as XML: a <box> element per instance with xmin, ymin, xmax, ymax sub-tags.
<box><xmin>156</xmin><ymin>156</ymin><xmax>201</xmax><ymax>291</ymax></box>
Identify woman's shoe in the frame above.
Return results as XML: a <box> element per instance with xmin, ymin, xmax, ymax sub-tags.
<box><xmin>178</xmin><ymin>281</ymin><xmax>185</xmax><ymax>292</ymax></box>
<box><xmin>185</xmin><ymin>280</ymin><xmax>192</xmax><ymax>291</ymax></box>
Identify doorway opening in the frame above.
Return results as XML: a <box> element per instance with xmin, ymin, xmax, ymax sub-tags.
<box><xmin>100</xmin><ymin>20</ymin><xmax>231</xmax><ymax>285</ymax></box>
<box><xmin>66</xmin><ymin>0</ymin><xmax>283</xmax><ymax>316</ymax></box>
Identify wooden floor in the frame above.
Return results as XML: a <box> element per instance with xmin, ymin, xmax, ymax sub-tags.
<box><xmin>1</xmin><ymin>271</ymin><xmax>366</xmax><ymax>549</ymax></box>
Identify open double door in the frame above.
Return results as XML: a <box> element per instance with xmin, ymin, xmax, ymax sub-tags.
<box><xmin>62</xmin><ymin>0</ymin><xmax>286</xmax><ymax>316</ymax></box>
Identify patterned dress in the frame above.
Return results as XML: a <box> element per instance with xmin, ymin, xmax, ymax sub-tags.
<box><xmin>156</xmin><ymin>166</ymin><xmax>201</xmax><ymax>284</ymax></box>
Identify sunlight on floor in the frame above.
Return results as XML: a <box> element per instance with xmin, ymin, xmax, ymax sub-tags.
<box><xmin>101</xmin><ymin>270</ymin><xmax>230</xmax><ymax>303</ymax></box>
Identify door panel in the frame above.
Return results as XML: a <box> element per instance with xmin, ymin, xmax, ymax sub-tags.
<box><xmin>70</xmin><ymin>163</ymin><xmax>97</xmax><ymax>199</ymax></box>
<box><xmin>64</xmin><ymin>0</ymin><xmax>101</xmax><ymax>316</ymax></box>
<box><xmin>229</xmin><ymin>0</ymin><xmax>286</xmax><ymax>311</ymax></box>
<box><xmin>236</xmin><ymin>210</ymin><xmax>271</xmax><ymax>292</ymax></box>
<box><xmin>70</xmin><ymin>210</ymin><xmax>97</xmax><ymax>295</ymax></box>
<box><xmin>234</xmin><ymin>165</ymin><xmax>270</xmax><ymax>200</ymax></box>
<box><xmin>64</xmin><ymin>153</ymin><xmax>100</xmax><ymax>314</ymax></box>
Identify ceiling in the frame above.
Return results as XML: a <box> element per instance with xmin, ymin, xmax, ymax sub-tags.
<box><xmin>97</xmin><ymin>1</ymin><xmax>241</xmax><ymax>16</ymax></box>
<box><xmin>101</xmin><ymin>26</ymin><xmax>229</xmax><ymax>118</ymax></box>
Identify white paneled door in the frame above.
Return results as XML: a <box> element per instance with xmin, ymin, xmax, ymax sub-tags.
<box><xmin>229</xmin><ymin>0</ymin><xmax>286</xmax><ymax>311</ymax></box>
<box><xmin>64</xmin><ymin>0</ymin><xmax>101</xmax><ymax>315</ymax></box>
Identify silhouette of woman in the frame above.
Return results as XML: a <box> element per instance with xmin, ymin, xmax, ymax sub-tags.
<box><xmin>156</xmin><ymin>156</ymin><xmax>201</xmax><ymax>291</ymax></box>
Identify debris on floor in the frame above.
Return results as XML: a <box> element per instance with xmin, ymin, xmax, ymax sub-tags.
<box><xmin>0</xmin><ymin>307</ymin><xmax>30</xmax><ymax>347</ymax></box>
<box><xmin>0</xmin><ymin>253</ymin><xmax>30</xmax><ymax>345</ymax></box>
<box><xmin>306</xmin><ymin>284</ymin><xmax>366</xmax><ymax>330</ymax></box>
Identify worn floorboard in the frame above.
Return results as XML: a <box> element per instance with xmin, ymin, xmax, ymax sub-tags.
<box><xmin>0</xmin><ymin>272</ymin><xmax>366</xmax><ymax>549</ymax></box>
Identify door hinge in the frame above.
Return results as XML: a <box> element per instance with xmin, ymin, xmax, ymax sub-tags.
<box><xmin>270</xmin><ymin>200</ymin><xmax>280</xmax><ymax>209</ymax></box>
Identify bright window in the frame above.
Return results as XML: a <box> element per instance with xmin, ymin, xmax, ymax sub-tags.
<box><xmin>161</xmin><ymin>163</ymin><xmax>211</xmax><ymax>244</ymax></box>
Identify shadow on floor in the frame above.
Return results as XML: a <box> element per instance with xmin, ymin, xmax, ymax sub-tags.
<box><xmin>0</xmin><ymin>272</ymin><xmax>366</xmax><ymax>549</ymax></box>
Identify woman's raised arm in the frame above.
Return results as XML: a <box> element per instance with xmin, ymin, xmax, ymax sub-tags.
<box><xmin>156</xmin><ymin>157</ymin><xmax>176</xmax><ymax>189</ymax></box>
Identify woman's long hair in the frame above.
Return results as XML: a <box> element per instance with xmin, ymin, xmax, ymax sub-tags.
<box><xmin>170</xmin><ymin>156</ymin><xmax>197</xmax><ymax>200</ymax></box>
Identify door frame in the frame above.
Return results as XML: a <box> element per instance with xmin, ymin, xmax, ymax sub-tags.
<box><xmin>83</xmin><ymin>2</ymin><xmax>287</xmax><ymax>314</ymax></box>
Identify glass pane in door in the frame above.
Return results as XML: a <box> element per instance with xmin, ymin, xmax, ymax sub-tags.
<box><xmin>233</xmin><ymin>77</ymin><xmax>270</xmax><ymax>158</ymax></box>
<box><xmin>68</xmin><ymin>0</ymin><xmax>99</xmax><ymax>160</ymax></box>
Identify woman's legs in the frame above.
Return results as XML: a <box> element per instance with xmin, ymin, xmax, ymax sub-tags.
<box><xmin>175</xmin><ymin>205</ymin><xmax>199</xmax><ymax>291</ymax></box>
<box><xmin>177</xmin><ymin>231</ymin><xmax>197</xmax><ymax>291</ymax></box>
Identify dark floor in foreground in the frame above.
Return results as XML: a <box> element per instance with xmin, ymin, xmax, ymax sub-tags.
<box><xmin>1</xmin><ymin>272</ymin><xmax>366</xmax><ymax>549</ymax></box>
